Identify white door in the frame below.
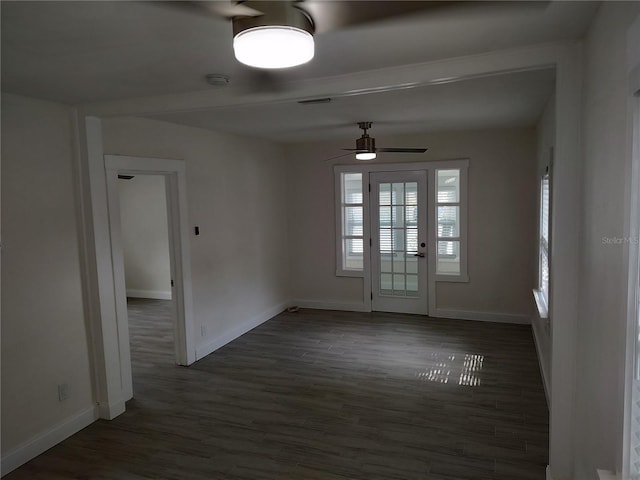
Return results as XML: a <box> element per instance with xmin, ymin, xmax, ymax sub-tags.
<box><xmin>370</xmin><ymin>171</ymin><xmax>428</xmax><ymax>314</ymax></box>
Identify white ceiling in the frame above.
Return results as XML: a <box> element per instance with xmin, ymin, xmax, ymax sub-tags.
<box><xmin>1</xmin><ymin>1</ymin><xmax>598</xmax><ymax>141</ymax></box>
<box><xmin>148</xmin><ymin>67</ymin><xmax>556</xmax><ymax>142</ymax></box>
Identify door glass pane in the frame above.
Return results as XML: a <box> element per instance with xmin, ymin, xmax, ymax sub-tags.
<box><xmin>381</xmin><ymin>273</ymin><xmax>393</xmax><ymax>295</ymax></box>
<box><xmin>393</xmin><ymin>274</ymin><xmax>406</xmax><ymax>294</ymax></box>
<box><xmin>392</xmin><ymin>182</ymin><xmax>404</xmax><ymax>205</ymax></box>
<box><xmin>406</xmin><ymin>275</ymin><xmax>418</xmax><ymax>296</ymax></box>
<box><xmin>393</xmin><ymin>256</ymin><xmax>405</xmax><ymax>273</ymax></box>
<box><xmin>437</xmin><ymin>170</ymin><xmax>460</xmax><ymax>203</ymax></box>
<box><xmin>393</xmin><ymin>229</ymin><xmax>405</xmax><ymax>251</ymax></box>
<box><xmin>406</xmin><ymin>255</ymin><xmax>418</xmax><ymax>274</ymax></box>
<box><xmin>437</xmin><ymin>206</ymin><xmax>459</xmax><ymax>238</ymax></box>
<box><xmin>437</xmin><ymin>240</ymin><xmax>460</xmax><ymax>275</ymax></box>
<box><xmin>405</xmin><ymin>183</ymin><xmax>418</xmax><ymax>205</ymax></box>
<box><xmin>380</xmin><ymin>254</ymin><xmax>393</xmax><ymax>273</ymax></box>
<box><xmin>378</xmin><ymin>181</ymin><xmax>421</xmax><ymax>298</ymax></box>
<box><xmin>406</xmin><ymin>228</ymin><xmax>418</xmax><ymax>253</ymax></box>
<box><xmin>380</xmin><ymin>229</ymin><xmax>392</xmax><ymax>253</ymax></box>
<box><xmin>405</xmin><ymin>205</ymin><xmax>418</xmax><ymax>227</ymax></box>
<box><xmin>392</xmin><ymin>206</ymin><xmax>405</xmax><ymax>227</ymax></box>
<box><xmin>379</xmin><ymin>183</ymin><xmax>391</xmax><ymax>206</ymax></box>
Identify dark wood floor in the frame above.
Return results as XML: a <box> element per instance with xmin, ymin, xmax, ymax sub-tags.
<box><xmin>7</xmin><ymin>300</ymin><xmax>548</xmax><ymax>479</ymax></box>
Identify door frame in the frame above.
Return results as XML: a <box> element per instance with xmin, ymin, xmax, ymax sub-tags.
<box><xmin>78</xmin><ymin>115</ymin><xmax>196</xmax><ymax>420</ymax></box>
<box><xmin>370</xmin><ymin>170</ymin><xmax>429</xmax><ymax>314</ymax></box>
<box><xmin>104</xmin><ymin>155</ymin><xmax>196</xmax><ymax>401</ymax></box>
<box><xmin>335</xmin><ymin>159</ymin><xmax>468</xmax><ymax>316</ymax></box>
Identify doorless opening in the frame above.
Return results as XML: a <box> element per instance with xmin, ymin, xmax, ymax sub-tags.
<box><xmin>104</xmin><ymin>155</ymin><xmax>195</xmax><ymax>402</ymax></box>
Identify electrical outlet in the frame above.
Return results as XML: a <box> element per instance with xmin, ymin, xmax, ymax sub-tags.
<box><xmin>58</xmin><ymin>383</ymin><xmax>69</xmax><ymax>402</ymax></box>
<box><xmin>201</xmin><ymin>325</ymin><xmax>206</xmax><ymax>337</ymax></box>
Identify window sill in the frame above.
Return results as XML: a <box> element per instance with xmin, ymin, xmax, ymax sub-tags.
<box><xmin>533</xmin><ymin>289</ymin><xmax>549</xmax><ymax>319</ymax></box>
<box><xmin>336</xmin><ymin>270</ymin><xmax>365</xmax><ymax>278</ymax></box>
<box><xmin>436</xmin><ymin>274</ymin><xmax>469</xmax><ymax>283</ymax></box>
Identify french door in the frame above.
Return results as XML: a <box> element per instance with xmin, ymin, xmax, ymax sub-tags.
<box><xmin>370</xmin><ymin>171</ymin><xmax>428</xmax><ymax>314</ymax></box>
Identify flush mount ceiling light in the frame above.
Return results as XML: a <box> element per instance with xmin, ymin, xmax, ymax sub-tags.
<box><xmin>232</xmin><ymin>2</ymin><xmax>315</xmax><ymax>69</ymax></box>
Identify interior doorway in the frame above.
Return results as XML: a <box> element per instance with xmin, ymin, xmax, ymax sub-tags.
<box><xmin>117</xmin><ymin>174</ymin><xmax>177</xmax><ymax>390</ymax></box>
<box><xmin>104</xmin><ymin>154</ymin><xmax>195</xmax><ymax>402</ymax></box>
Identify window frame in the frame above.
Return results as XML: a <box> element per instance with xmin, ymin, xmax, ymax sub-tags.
<box><xmin>334</xmin><ymin>170</ymin><xmax>368</xmax><ymax>277</ymax></box>
<box><xmin>434</xmin><ymin>168</ymin><xmax>469</xmax><ymax>282</ymax></box>
<box><xmin>534</xmin><ymin>168</ymin><xmax>551</xmax><ymax>319</ymax></box>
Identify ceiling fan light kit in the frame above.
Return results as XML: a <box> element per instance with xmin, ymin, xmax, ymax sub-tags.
<box><xmin>356</xmin><ymin>152</ymin><xmax>377</xmax><ymax>161</ymax></box>
<box><xmin>232</xmin><ymin>2</ymin><xmax>315</xmax><ymax>69</ymax></box>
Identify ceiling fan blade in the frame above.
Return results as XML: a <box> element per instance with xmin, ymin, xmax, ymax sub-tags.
<box><xmin>325</xmin><ymin>151</ymin><xmax>359</xmax><ymax>162</ymax></box>
<box><xmin>377</xmin><ymin>148</ymin><xmax>428</xmax><ymax>153</ymax></box>
<box><xmin>159</xmin><ymin>1</ymin><xmax>263</xmax><ymax>20</ymax></box>
<box><xmin>300</xmin><ymin>1</ymin><xmax>549</xmax><ymax>34</ymax></box>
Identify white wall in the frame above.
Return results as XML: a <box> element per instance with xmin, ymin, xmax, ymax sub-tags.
<box><xmin>1</xmin><ymin>94</ymin><xmax>95</xmax><ymax>457</ymax></box>
<box><xmin>101</xmin><ymin>117</ymin><xmax>290</xmax><ymax>355</ymax></box>
<box><xmin>573</xmin><ymin>3</ymin><xmax>640</xmax><ymax>479</ymax></box>
<box><xmin>532</xmin><ymin>93</ymin><xmax>555</xmax><ymax>400</ymax></box>
<box><xmin>118</xmin><ymin>175</ymin><xmax>172</xmax><ymax>299</ymax></box>
<box><xmin>286</xmin><ymin>127</ymin><xmax>537</xmax><ymax>319</ymax></box>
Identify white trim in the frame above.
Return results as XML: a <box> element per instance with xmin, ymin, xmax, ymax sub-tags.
<box><xmin>433</xmin><ymin>308</ymin><xmax>531</xmax><ymax>325</ymax></box>
<box><xmin>546</xmin><ymin>465</ymin><xmax>553</xmax><ymax>480</ymax></box>
<box><xmin>0</xmin><ymin>406</ymin><xmax>98</xmax><ymax>476</ymax></box>
<box><xmin>97</xmin><ymin>400</ymin><xmax>125</xmax><ymax>421</ymax></box>
<box><xmin>126</xmin><ymin>289</ymin><xmax>172</xmax><ymax>300</ymax></box>
<box><xmin>81</xmin><ymin>116</ymin><xmax>127</xmax><ymax>420</ymax></box>
<box><xmin>596</xmin><ymin>470</ymin><xmax>620</xmax><ymax>480</ymax></box>
<box><xmin>292</xmin><ymin>300</ymin><xmax>370</xmax><ymax>313</ymax></box>
<box><xmin>195</xmin><ymin>302</ymin><xmax>288</xmax><ymax>360</ymax></box>
<box><xmin>547</xmin><ymin>42</ymin><xmax>583</xmax><ymax>479</ymax></box>
<box><xmin>623</xmin><ymin>18</ymin><xmax>640</xmax><ymax>479</ymax></box>
<box><xmin>104</xmin><ymin>155</ymin><xmax>197</xmax><ymax>371</ymax></box>
<box><xmin>533</xmin><ymin>289</ymin><xmax>549</xmax><ymax>319</ymax></box>
<box><xmin>532</xmin><ymin>315</ymin><xmax>551</xmax><ymax>405</ymax></box>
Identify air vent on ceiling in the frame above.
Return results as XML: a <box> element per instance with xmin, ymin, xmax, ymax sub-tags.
<box><xmin>298</xmin><ymin>97</ymin><xmax>332</xmax><ymax>105</ymax></box>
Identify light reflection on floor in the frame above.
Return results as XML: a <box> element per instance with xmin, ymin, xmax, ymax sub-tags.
<box><xmin>416</xmin><ymin>352</ymin><xmax>484</xmax><ymax>386</ymax></box>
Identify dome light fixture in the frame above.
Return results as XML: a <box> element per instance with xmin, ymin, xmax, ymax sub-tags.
<box><xmin>356</xmin><ymin>152</ymin><xmax>377</xmax><ymax>161</ymax></box>
<box><xmin>232</xmin><ymin>2</ymin><xmax>315</xmax><ymax>69</ymax></box>
<box><xmin>233</xmin><ymin>26</ymin><xmax>314</xmax><ymax>69</ymax></box>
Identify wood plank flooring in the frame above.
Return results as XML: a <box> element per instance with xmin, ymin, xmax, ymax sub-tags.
<box><xmin>6</xmin><ymin>300</ymin><xmax>548</xmax><ymax>479</ymax></box>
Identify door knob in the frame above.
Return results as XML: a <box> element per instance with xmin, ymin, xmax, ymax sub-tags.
<box><xmin>413</xmin><ymin>252</ymin><xmax>425</xmax><ymax>258</ymax></box>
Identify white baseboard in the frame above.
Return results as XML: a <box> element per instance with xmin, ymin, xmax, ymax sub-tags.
<box><xmin>97</xmin><ymin>399</ymin><xmax>125</xmax><ymax>420</ymax></box>
<box><xmin>596</xmin><ymin>469</ymin><xmax>619</xmax><ymax>480</ymax></box>
<box><xmin>531</xmin><ymin>315</ymin><xmax>551</xmax><ymax>406</ymax></box>
<box><xmin>1</xmin><ymin>405</ymin><xmax>98</xmax><ymax>476</ymax></box>
<box><xmin>433</xmin><ymin>308</ymin><xmax>531</xmax><ymax>324</ymax></box>
<box><xmin>195</xmin><ymin>301</ymin><xmax>288</xmax><ymax>361</ymax></box>
<box><xmin>291</xmin><ymin>299</ymin><xmax>369</xmax><ymax>312</ymax></box>
<box><xmin>546</xmin><ymin>465</ymin><xmax>552</xmax><ymax>480</ymax></box>
<box><xmin>126</xmin><ymin>289</ymin><xmax>171</xmax><ymax>300</ymax></box>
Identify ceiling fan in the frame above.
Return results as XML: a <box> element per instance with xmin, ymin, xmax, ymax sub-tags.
<box><xmin>329</xmin><ymin>122</ymin><xmax>428</xmax><ymax>161</ymax></box>
<box><xmin>163</xmin><ymin>1</ymin><xmax>550</xmax><ymax>71</ymax></box>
